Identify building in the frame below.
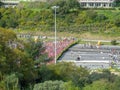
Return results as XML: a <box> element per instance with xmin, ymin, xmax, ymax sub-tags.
<box><xmin>78</xmin><ymin>0</ymin><xmax>115</xmax><ymax>8</ymax></box>
<box><xmin>1</xmin><ymin>0</ymin><xmax>116</xmax><ymax>8</ymax></box>
<box><xmin>1</xmin><ymin>0</ymin><xmax>20</xmax><ymax>8</ymax></box>
<box><xmin>0</xmin><ymin>0</ymin><xmax>47</xmax><ymax>8</ymax></box>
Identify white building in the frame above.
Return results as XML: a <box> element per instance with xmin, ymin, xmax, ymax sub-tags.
<box><xmin>0</xmin><ymin>0</ymin><xmax>47</xmax><ymax>7</ymax></box>
<box><xmin>78</xmin><ymin>0</ymin><xmax>115</xmax><ymax>8</ymax></box>
<box><xmin>0</xmin><ymin>0</ymin><xmax>20</xmax><ymax>8</ymax></box>
<box><xmin>1</xmin><ymin>0</ymin><xmax>116</xmax><ymax>8</ymax></box>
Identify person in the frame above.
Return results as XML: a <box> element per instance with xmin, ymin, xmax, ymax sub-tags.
<box><xmin>97</xmin><ymin>41</ymin><xmax>101</xmax><ymax>46</ymax></box>
<box><xmin>76</xmin><ymin>55</ymin><xmax>81</xmax><ymax>61</ymax></box>
<box><xmin>96</xmin><ymin>41</ymin><xmax>101</xmax><ymax>49</ymax></box>
<box><xmin>90</xmin><ymin>44</ymin><xmax>93</xmax><ymax>49</ymax></box>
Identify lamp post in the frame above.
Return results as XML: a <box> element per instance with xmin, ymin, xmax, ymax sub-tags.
<box><xmin>52</xmin><ymin>6</ymin><xmax>59</xmax><ymax>64</ymax></box>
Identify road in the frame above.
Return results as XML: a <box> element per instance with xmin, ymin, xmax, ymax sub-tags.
<box><xmin>59</xmin><ymin>44</ymin><xmax>120</xmax><ymax>69</ymax></box>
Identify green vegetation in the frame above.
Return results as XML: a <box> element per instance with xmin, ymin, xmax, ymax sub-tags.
<box><xmin>0</xmin><ymin>0</ymin><xmax>120</xmax><ymax>38</ymax></box>
<box><xmin>111</xmin><ymin>40</ymin><xmax>118</xmax><ymax>45</ymax></box>
<box><xmin>1</xmin><ymin>28</ymin><xmax>120</xmax><ymax>90</ymax></box>
<box><xmin>0</xmin><ymin>28</ymin><xmax>48</xmax><ymax>89</ymax></box>
<box><xmin>0</xmin><ymin>0</ymin><xmax>120</xmax><ymax>89</ymax></box>
<box><xmin>33</xmin><ymin>80</ymin><xmax>80</xmax><ymax>90</ymax></box>
<box><xmin>115</xmin><ymin>0</ymin><xmax>120</xmax><ymax>7</ymax></box>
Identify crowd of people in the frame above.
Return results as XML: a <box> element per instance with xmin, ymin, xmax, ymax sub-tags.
<box><xmin>44</xmin><ymin>39</ymin><xmax>74</xmax><ymax>64</ymax></box>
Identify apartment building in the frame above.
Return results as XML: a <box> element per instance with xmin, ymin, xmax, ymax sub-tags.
<box><xmin>79</xmin><ymin>0</ymin><xmax>115</xmax><ymax>8</ymax></box>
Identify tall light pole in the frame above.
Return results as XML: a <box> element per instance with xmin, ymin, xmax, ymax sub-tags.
<box><xmin>52</xmin><ymin>6</ymin><xmax>59</xmax><ymax>64</ymax></box>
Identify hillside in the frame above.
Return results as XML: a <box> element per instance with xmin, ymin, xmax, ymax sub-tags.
<box><xmin>0</xmin><ymin>0</ymin><xmax>120</xmax><ymax>39</ymax></box>
<box><xmin>1</xmin><ymin>1</ymin><xmax>120</xmax><ymax>90</ymax></box>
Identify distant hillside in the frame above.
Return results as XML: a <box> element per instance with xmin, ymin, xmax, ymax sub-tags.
<box><xmin>0</xmin><ymin>0</ymin><xmax>120</xmax><ymax>37</ymax></box>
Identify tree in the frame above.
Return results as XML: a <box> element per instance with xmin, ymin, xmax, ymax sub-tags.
<box><xmin>33</xmin><ymin>80</ymin><xmax>64</xmax><ymax>90</ymax></box>
<box><xmin>33</xmin><ymin>80</ymin><xmax>80</xmax><ymax>90</ymax></box>
<box><xmin>0</xmin><ymin>28</ymin><xmax>38</xmax><ymax>89</ymax></box>
<box><xmin>24</xmin><ymin>38</ymin><xmax>49</xmax><ymax>66</ymax></box>
<box><xmin>50</xmin><ymin>0</ymin><xmax>80</xmax><ymax>14</ymax></box>
<box><xmin>0</xmin><ymin>28</ymin><xmax>17</xmax><ymax>74</ymax></box>
<box><xmin>88</xmin><ymin>69</ymin><xmax>116</xmax><ymax>83</ymax></box>
<box><xmin>36</xmin><ymin>65</ymin><xmax>55</xmax><ymax>83</ymax></box>
<box><xmin>48</xmin><ymin>62</ymin><xmax>89</xmax><ymax>87</ymax></box>
<box><xmin>114</xmin><ymin>18</ymin><xmax>120</xmax><ymax>27</ymax></box>
<box><xmin>62</xmin><ymin>81</ymin><xmax>80</xmax><ymax>90</ymax></box>
<box><xmin>83</xmin><ymin>79</ymin><xmax>113</xmax><ymax>90</ymax></box>
<box><xmin>0</xmin><ymin>8</ymin><xmax>19</xmax><ymax>28</ymax></box>
<box><xmin>4</xmin><ymin>74</ymin><xmax>19</xmax><ymax>90</ymax></box>
<box><xmin>115</xmin><ymin>0</ymin><xmax>120</xmax><ymax>7</ymax></box>
<box><xmin>0</xmin><ymin>2</ymin><xmax>3</xmax><ymax>7</ymax></box>
<box><xmin>112</xmin><ymin>76</ymin><xmax>120</xmax><ymax>90</ymax></box>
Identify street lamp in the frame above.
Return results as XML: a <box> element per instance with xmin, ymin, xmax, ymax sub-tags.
<box><xmin>52</xmin><ymin>6</ymin><xmax>59</xmax><ymax>64</ymax></box>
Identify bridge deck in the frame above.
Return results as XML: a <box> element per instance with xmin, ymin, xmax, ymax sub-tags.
<box><xmin>59</xmin><ymin>44</ymin><xmax>120</xmax><ymax>69</ymax></box>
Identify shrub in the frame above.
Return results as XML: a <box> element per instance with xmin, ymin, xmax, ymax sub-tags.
<box><xmin>111</xmin><ymin>40</ymin><xmax>117</xmax><ymax>45</ymax></box>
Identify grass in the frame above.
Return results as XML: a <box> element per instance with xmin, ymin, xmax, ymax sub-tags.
<box><xmin>95</xmin><ymin>9</ymin><xmax>120</xmax><ymax>20</ymax></box>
